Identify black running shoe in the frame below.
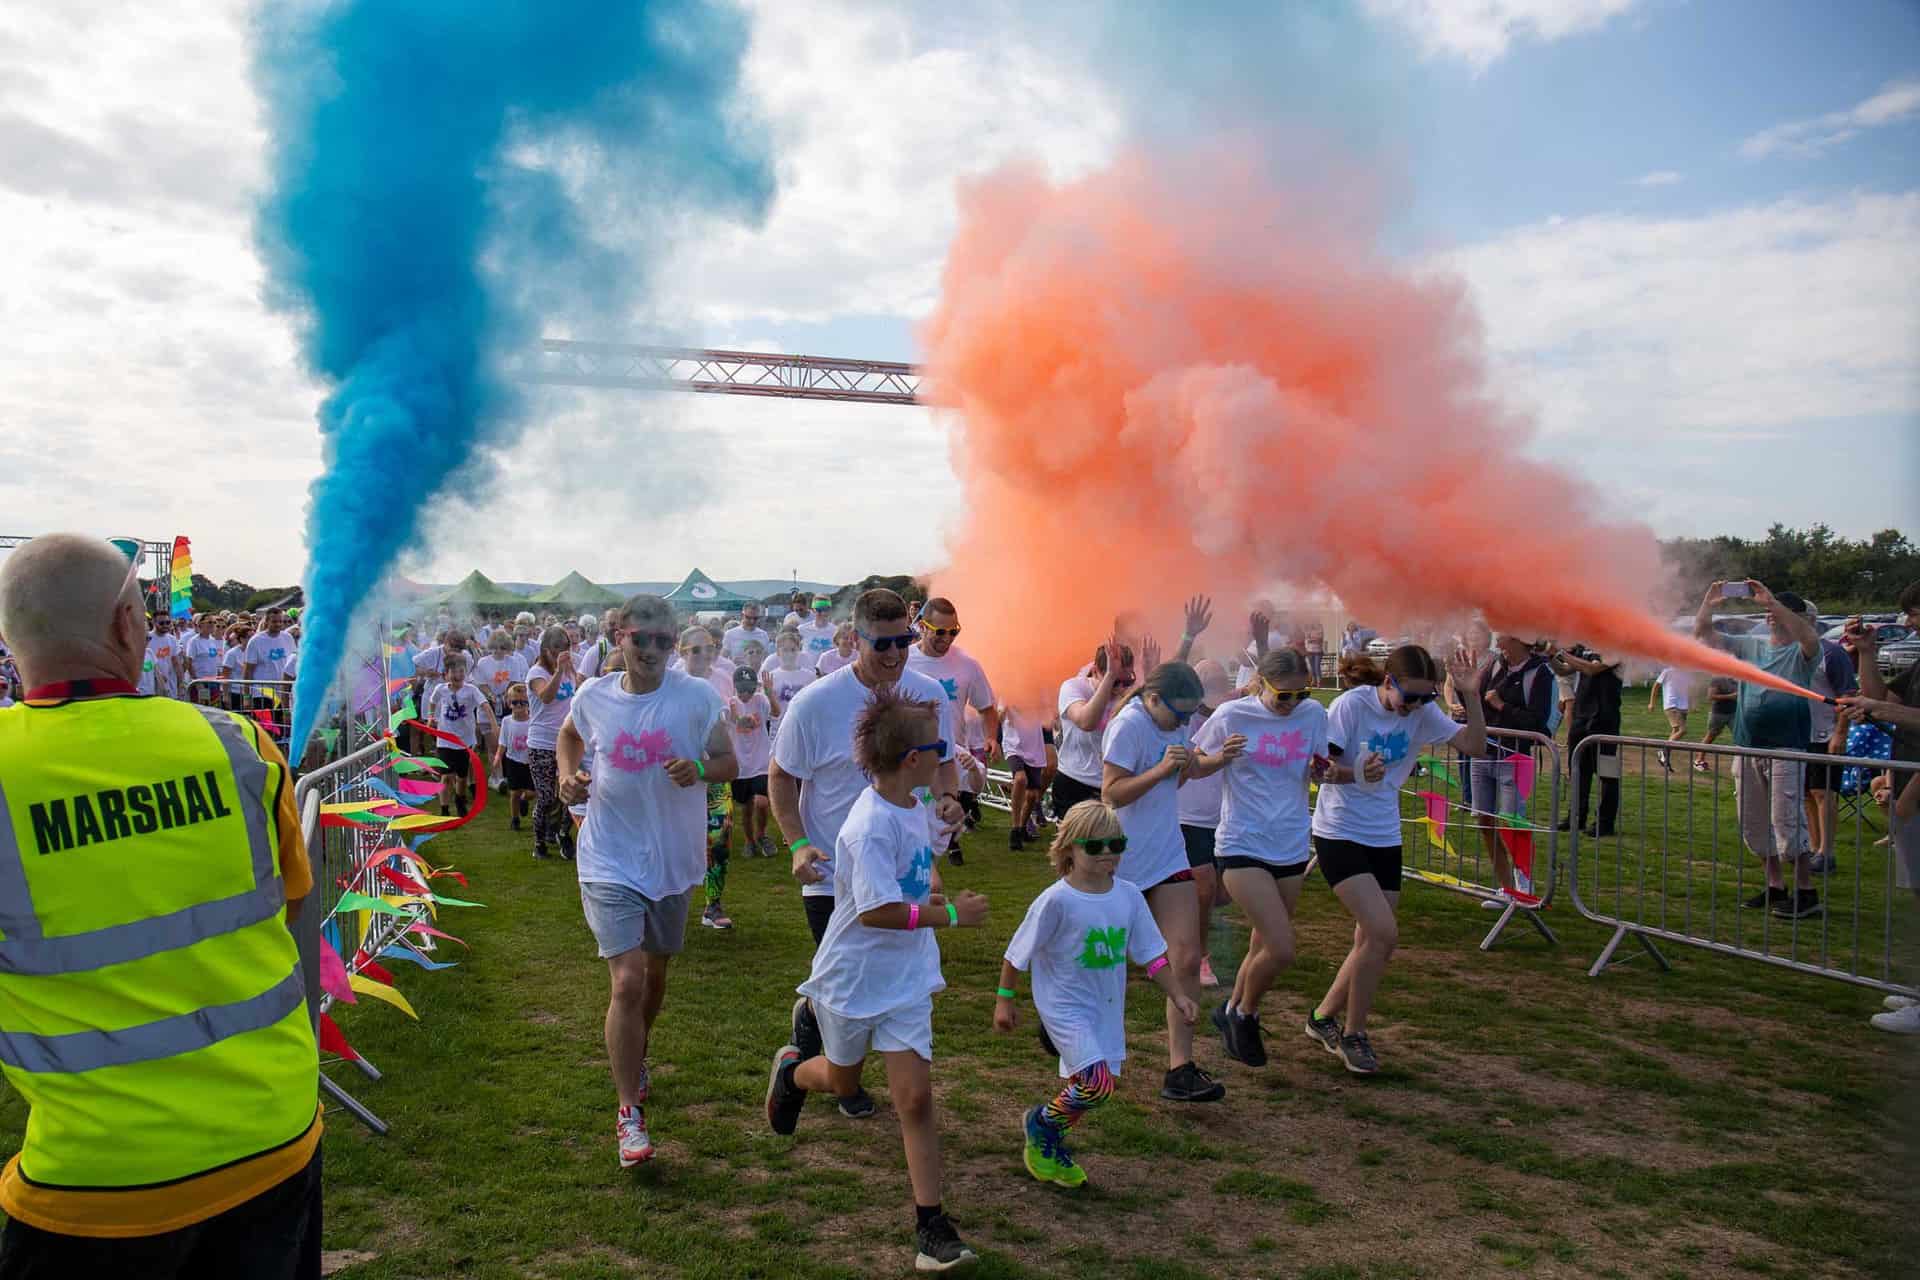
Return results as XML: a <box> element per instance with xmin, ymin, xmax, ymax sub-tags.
<box><xmin>1338</xmin><ymin>1032</ymin><xmax>1380</xmax><ymax>1076</ymax></box>
<box><xmin>1235</xmin><ymin>1011</ymin><xmax>1268</xmax><ymax>1068</ymax></box>
<box><xmin>1009</xmin><ymin>829</ymin><xmax>1025</xmax><ymax>852</ymax></box>
<box><xmin>1772</xmin><ymin>890</ymin><xmax>1824</xmax><ymax>920</ymax></box>
<box><xmin>1743</xmin><ymin>886</ymin><xmax>1789</xmax><ymax>910</ymax></box>
<box><xmin>1211</xmin><ymin>1001</ymin><xmax>1242</xmax><ymax>1064</ymax></box>
<box><xmin>1160</xmin><ymin>1061</ymin><xmax>1226</xmax><ymax>1102</ymax></box>
<box><xmin>948</xmin><ymin>843</ymin><xmax>965</xmax><ymax>867</ymax></box>
<box><xmin>510</xmin><ymin>815</ymin><xmax>520</xmax><ymax>832</ymax></box>
<box><xmin>913</xmin><ymin>1212</ymin><xmax>977</xmax><ymax>1272</ymax></box>
<box><xmin>792</xmin><ymin>997</ymin><xmax>824</xmax><ymax>1062</ymax></box>
<box><xmin>558</xmin><ymin>829</ymin><xmax>577</xmax><ymax>861</ymax></box>
<box><xmin>1304</xmin><ymin>1011</ymin><xmax>1344</xmax><ymax>1056</ymax></box>
<box><xmin>766</xmin><ymin>1045</ymin><xmax>806</xmax><ymax>1135</ymax></box>
<box><xmin>836</xmin><ymin>1087</ymin><xmax>876</xmax><ymax>1119</ymax></box>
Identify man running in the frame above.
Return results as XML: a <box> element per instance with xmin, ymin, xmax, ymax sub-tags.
<box><xmin>557</xmin><ymin>595</ymin><xmax>737</xmax><ymax>1167</ymax></box>
<box><xmin>771</xmin><ymin>587</ymin><xmax>962</xmax><ymax>1118</ymax></box>
<box><xmin>906</xmin><ymin>597</ymin><xmax>998</xmax><ymax>862</ymax></box>
<box><xmin>722</xmin><ymin>602</ymin><xmax>772</xmax><ymax>665</ymax></box>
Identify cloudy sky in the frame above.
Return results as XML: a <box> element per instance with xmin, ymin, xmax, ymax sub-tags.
<box><xmin>2</xmin><ymin>0</ymin><xmax>1915</xmax><ymax>589</ymax></box>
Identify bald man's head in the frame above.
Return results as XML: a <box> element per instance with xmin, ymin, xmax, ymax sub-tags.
<box><xmin>0</xmin><ymin>533</ymin><xmax>146</xmax><ymax>684</ymax></box>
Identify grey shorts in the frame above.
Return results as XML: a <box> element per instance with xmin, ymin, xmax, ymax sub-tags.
<box><xmin>579</xmin><ymin>881</ymin><xmax>691</xmax><ymax>959</ymax></box>
<box><xmin>1468</xmin><ymin>756</ymin><xmax>1523</xmax><ymax>817</ymax></box>
<box><xmin>1893</xmin><ymin>810</ymin><xmax>1920</xmax><ymax>893</ymax></box>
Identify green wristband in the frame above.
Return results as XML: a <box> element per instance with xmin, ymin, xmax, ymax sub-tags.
<box><xmin>695</xmin><ymin>759</ymin><xmax>706</xmax><ymax>779</ymax></box>
<box><xmin>789</xmin><ymin>837</ymin><xmax>812</xmax><ymax>853</ymax></box>
<box><xmin>946</xmin><ymin>901</ymin><xmax>959</xmax><ymax>927</ymax></box>
<box><xmin>995</xmin><ymin>986</ymin><xmax>1017</xmax><ymax>1000</ymax></box>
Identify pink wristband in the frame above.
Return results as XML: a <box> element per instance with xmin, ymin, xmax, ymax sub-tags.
<box><xmin>1145</xmin><ymin>955</ymin><xmax>1169</xmax><ymax>978</ymax></box>
<box><xmin>907</xmin><ymin>904</ymin><xmax>921</xmax><ymax>931</ymax></box>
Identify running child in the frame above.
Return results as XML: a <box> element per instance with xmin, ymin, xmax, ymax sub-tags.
<box><xmin>765</xmin><ymin>686</ymin><xmax>988</xmax><ymax>1273</ymax></box>
<box><xmin>817</xmin><ymin>621</ymin><xmax>858</xmax><ymax>676</ymax></box>
<box><xmin>994</xmin><ymin>800</ymin><xmax>1196</xmax><ymax>1189</ymax></box>
<box><xmin>1002</xmin><ymin>702</ymin><xmax>1048</xmax><ymax>851</ymax></box>
<box><xmin>493</xmin><ymin>681</ymin><xmax>536</xmax><ymax>830</ymax></box>
<box><xmin>1193</xmin><ymin>649</ymin><xmax>1328</xmax><ymax>1067</ymax></box>
<box><xmin>426</xmin><ymin>652</ymin><xmax>496</xmax><ymax>817</ymax></box>
<box><xmin>727</xmin><ymin>665</ymin><xmax>775</xmax><ymax>858</ymax></box>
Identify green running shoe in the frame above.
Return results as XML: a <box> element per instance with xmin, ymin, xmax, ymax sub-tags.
<box><xmin>1022</xmin><ymin>1106</ymin><xmax>1087</xmax><ymax>1189</ymax></box>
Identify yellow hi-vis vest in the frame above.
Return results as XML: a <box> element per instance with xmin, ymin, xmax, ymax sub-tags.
<box><xmin>0</xmin><ymin>696</ymin><xmax>317</xmax><ymax>1190</ymax></box>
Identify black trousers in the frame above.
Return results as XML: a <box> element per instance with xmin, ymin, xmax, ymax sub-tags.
<box><xmin>1568</xmin><ymin>720</ymin><xmax>1620</xmax><ymax>832</ymax></box>
<box><xmin>0</xmin><ymin>1146</ymin><xmax>321</xmax><ymax>1280</ymax></box>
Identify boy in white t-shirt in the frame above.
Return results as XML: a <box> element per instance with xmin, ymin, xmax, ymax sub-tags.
<box><xmin>995</xmin><ymin>799</ymin><xmax>1192</xmax><ymax>1189</ymax></box>
<box><xmin>726</xmin><ymin>665</ymin><xmax>775</xmax><ymax>859</ymax></box>
<box><xmin>491</xmin><ymin>681</ymin><xmax>536</xmax><ymax>831</ymax></box>
<box><xmin>425</xmin><ymin>652</ymin><xmax>495</xmax><ymax>817</ymax></box>
<box><xmin>1648</xmin><ymin>666</ymin><xmax>1693</xmax><ymax>773</ymax></box>
<box><xmin>766</xmin><ymin>686</ymin><xmax>988</xmax><ymax>1273</ymax></box>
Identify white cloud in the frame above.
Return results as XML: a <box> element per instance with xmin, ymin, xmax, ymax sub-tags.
<box><xmin>1739</xmin><ymin>77</ymin><xmax>1920</xmax><ymax>160</ymax></box>
<box><xmin>1629</xmin><ymin>169</ymin><xmax>1683</xmax><ymax>187</ymax></box>
<box><xmin>1435</xmin><ymin>192</ymin><xmax>1920</xmax><ymax>445</ymax></box>
<box><xmin>1361</xmin><ymin>0</ymin><xmax>1640</xmax><ymax>69</ymax></box>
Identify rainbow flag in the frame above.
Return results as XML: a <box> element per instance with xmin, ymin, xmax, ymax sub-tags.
<box><xmin>169</xmin><ymin>536</ymin><xmax>193</xmax><ymax>619</ymax></box>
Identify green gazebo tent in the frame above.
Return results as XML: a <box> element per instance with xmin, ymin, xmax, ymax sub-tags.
<box><xmin>529</xmin><ymin>570</ymin><xmax>623</xmax><ymax>609</ymax></box>
<box><xmin>430</xmin><ymin>570</ymin><xmax>527</xmax><ymax>610</ymax></box>
<box><xmin>662</xmin><ymin>568</ymin><xmax>756</xmax><ymax>615</ymax></box>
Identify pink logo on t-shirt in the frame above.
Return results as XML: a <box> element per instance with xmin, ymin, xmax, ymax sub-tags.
<box><xmin>605</xmin><ymin>729</ymin><xmax>673</xmax><ymax>773</ymax></box>
<box><xmin>1249</xmin><ymin>730</ymin><xmax>1310</xmax><ymax>768</ymax></box>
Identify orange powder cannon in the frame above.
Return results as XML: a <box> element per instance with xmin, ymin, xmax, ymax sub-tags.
<box><xmin>918</xmin><ymin>152</ymin><xmax>1821</xmax><ymax>710</ymax></box>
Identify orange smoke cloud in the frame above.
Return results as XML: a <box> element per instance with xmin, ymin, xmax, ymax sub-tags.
<box><xmin>921</xmin><ymin>152</ymin><xmax>1809</xmax><ymax>709</ymax></box>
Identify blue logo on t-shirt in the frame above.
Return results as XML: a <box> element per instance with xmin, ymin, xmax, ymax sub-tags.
<box><xmin>558</xmin><ymin>681</ymin><xmax>574</xmax><ymax>699</ymax></box>
<box><xmin>443</xmin><ymin>700</ymin><xmax>468</xmax><ymax>722</ymax></box>
<box><xmin>1364</xmin><ymin>729</ymin><xmax>1410</xmax><ymax>764</ymax></box>
<box><xmin>269</xmin><ymin>647</ymin><xmax>287</xmax><ymax>663</ymax></box>
<box><xmin>937</xmin><ymin>676</ymin><xmax>959</xmax><ymax>702</ymax></box>
<box><xmin>898</xmin><ymin>845</ymin><xmax>933</xmax><ymax>900</ymax></box>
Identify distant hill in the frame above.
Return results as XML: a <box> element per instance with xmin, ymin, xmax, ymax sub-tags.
<box><xmin>424</xmin><ymin>578</ymin><xmax>842</xmax><ymax>600</ymax></box>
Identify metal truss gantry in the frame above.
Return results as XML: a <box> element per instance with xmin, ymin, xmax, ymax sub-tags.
<box><xmin>527</xmin><ymin>339</ymin><xmax>922</xmax><ymax>405</ymax></box>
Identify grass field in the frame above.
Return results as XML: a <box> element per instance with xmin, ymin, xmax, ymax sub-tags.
<box><xmin>4</xmin><ymin>686</ymin><xmax>1917</xmax><ymax>1279</ymax></box>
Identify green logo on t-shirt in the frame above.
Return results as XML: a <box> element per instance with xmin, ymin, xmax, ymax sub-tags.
<box><xmin>1078</xmin><ymin>926</ymin><xmax>1128</xmax><ymax>970</ymax></box>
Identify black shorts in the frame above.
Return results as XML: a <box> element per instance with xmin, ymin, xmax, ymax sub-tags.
<box><xmin>437</xmin><ymin>745</ymin><xmax>472</xmax><ymax>778</ymax></box>
<box><xmin>1313</xmin><ymin>835</ymin><xmax>1403</xmax><ymax>892</ymax></box>
<box><xmin>1041</xmin><ymin>727</ymin><xmax>1055</xmax><ymax>746</ymax></box>
<box><xmin>1180</xmin><ymin>823</ymin><xmax>1217</xmax><ymax>868</ymax></box>
<box><xmin>804</xmin><ymin>894</ymin><xmax>835</xmax><ymax>946</ymax></box>
<box><xmin>731</xmin><ymin>775</ymin><xmax>769</xmax><ymax>803</ymax></box>
<box><xmin>1218</xmin><ymin>855</ymin><xmax>1309</xmax><ymax>879</ymax></box>
<box><xmin>504</xmin><ymin>757</ymin><xmax>535</xmax><ymax>791</ymax></box>
<box><xmin>1008</xmin><ymin>758</ymin><xmax>1047</xmax><ymax>789</ymax></box>
<box><xmin>1052</xmin><ymin>773</ymin><xmax>1102</xmax><ymax>818</ymax></box>
<box><xmin>1803</xmin><ymin>741</ymin><xmax>1836</xmax><ymax>791</ymax></box>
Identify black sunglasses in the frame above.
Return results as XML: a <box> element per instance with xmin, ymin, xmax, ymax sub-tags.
<box><xmin>1073</xmin><ymin>836</ymin><xmax>1128</xmax><ymax>856</ymax></box>
<box><xmin>859</xmin><ymin>629</ymin><xmax>917</xmax><ymax>653</ymax></box>
<box><xmin>624</xmin><ymin>630</ymin><xmax>677</xmax><ymax>652</ymax></box>
<box><xmin>1388</xmin><ymin>676</ymin><xmax>1439</xmax><ymax>705</ymax></box>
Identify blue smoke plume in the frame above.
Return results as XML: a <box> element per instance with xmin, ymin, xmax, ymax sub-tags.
<box><xmin>253</xmin><ymin>0</ymin><xmax>773</xmax><ymax>756</ymax></box>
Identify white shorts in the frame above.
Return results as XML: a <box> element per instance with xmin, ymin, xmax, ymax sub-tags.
<box><xmin>814</xmin><ymin>996</ymin><xmax>934</xmax><ymax>1065</ymax></box>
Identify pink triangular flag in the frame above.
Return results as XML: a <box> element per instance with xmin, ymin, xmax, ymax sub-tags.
<box><xmin>1418</xmin><ymin>790</ymin><xmax>1448</xmax><ymax>842</ymax></box>
<box><xmin>1506</xmin><ymin>751</ymin><xmax>1537</xmax><ymax>804</ymax></box>
<box><xmin>318</xmin><ymin>934</ymin><xmax>356</xmax><ymax>1004</ymax></box>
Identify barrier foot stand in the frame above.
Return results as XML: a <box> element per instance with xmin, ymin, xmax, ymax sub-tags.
<box><xmin>321</xmin><ymin>1071</ymin><xmax>390</xmax><ymax>1136</ymax></box>
<box><xmin>1586</xmin><ymin>924</ymin><xmax>1671</xmax><ymax>978</ymax></box>
<box><xmin>347</xmin><ymin>1049</ymin><xmax>384</xmax><ymax>1083</ymax></box>
<box><xmin>1480</xmin><ymin>903</ymin><xmax>1558</xmax><ymax>952</ymax></box>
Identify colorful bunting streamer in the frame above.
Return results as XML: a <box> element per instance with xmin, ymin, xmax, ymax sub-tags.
<box><xmin>317</xmin><ymin>935</ymin><xmax>355</xmax><ymax>1004</ymax></box>
<box><xmin>335</xmin><ymin>889</ymin><xmax>410</xmax><ymax>916</ymax></box>
<box><xmin>169</xmin><ymin>535</ymin><xmax>192</xmax><ymax>619</ymax></box>
<box><xmin>348</xmin><ymin>972</ymin><xmax>418</xmax><ymax>1019</ymax></box>
<box><xmin>318</xmin><ymin>1012</ymin><xmax>359</xmax><ymax>1062</ymax></box>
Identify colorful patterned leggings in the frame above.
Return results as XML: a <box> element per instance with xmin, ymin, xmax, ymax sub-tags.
<box><xmin>528</xmin><ymin>748</ymin><xmax>562</xmax><ymax>852</ymax></box>
<box><xmin>1039</xmin><ymin>1060</ymin><xmax>1115</xmax><ymax>1131</ymax></box>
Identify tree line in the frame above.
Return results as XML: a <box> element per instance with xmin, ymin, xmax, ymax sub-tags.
<box><xmin>1662</xmin><ymin>525</ymin><xmax>1915</xmax><ymax>613</ymax></box>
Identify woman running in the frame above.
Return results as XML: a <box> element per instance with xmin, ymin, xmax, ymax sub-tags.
<box><xmin>1306</xmin><ymin>645</ymin><xmax>1483</xmax><ymax>1075</ymax></box>
<box><xmin>527</xmin><ymin>624</ymin><xmax>582</xmax><ymax>861</ymax></box>
<box><xmin>1100</xmin><ymin>660</ymin><xmax>1243</xmax><ymax>1103</ymax></box>
<box><xmin>1055</xmin><ymin>636</ymin><xmax>1133</xmax><ymax>819</ymax></box>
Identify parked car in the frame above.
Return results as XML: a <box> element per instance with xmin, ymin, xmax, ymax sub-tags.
<box><xmin>1824</xmin><ymin>622</ymin><xmax>1919</xmax><ymax>677</ymax></box>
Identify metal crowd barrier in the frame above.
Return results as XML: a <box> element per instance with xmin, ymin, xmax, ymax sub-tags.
<box><xmin>1399</xmin><ymin>727</ymin><xmax>1563</xmax><ymax>950</ymax></box>
<box><xmin>294</xmin><ymin>740</ymin><xmax>393</xmax><ymax>1134</ymax></box>
<box><xmin>1568</xmin><ymin>735</ymin><xmax>1920</xmax><ymax>997</ymax></box>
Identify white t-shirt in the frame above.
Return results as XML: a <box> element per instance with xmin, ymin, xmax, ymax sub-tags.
<box><xmin>573</xmin><ymin>642</ymin><xmax>601</xmax><ymax>680</ymax></box>
<box><xmin>1001</xmin><ymin>706</ymin><xmax>1046</xmax><ymax>764</ymax></box>
<box><xmin>427</xmin><ymin>682</ymin><xmax>488</xmax><ymax>748</ymax></box>
<box><xmin>722</xmin><ymin>624</ymin><xmax>772</xmax><ymax>664</ymax></box>
<box><xmin>220</xmin><ymin>644</ymin><xmax>247</xmax><ymax>692</ymax></box>
<box><xmin>1311</xmin><ymin>686</ymin><xmax>1460</xmax><ymax>847</ymax></box>
<box><xmin>526</xmin><ymin>662</ymin><xmax>579</xmax><ymax>752</ymax></box>
<box><xmin>816</xmin><ymin>648</ymin><xmax>856</xmax><ymax>677</ymax></box>
<box><xmin>146</xmin><ymin>634</ymin><xmax>180</xmax><ymax>687</ymax></box>
<box><xmin>1655</xmin><ymin>668</ymin><xmax>1692</xmax><ymax>713</ymax></box>
<box><xmin>1194</xmin><ymin>695</ymin><xmax>1329</xmax><ymax>865</ymax></box>
<box><xmin>797</xmin><ymin>787</ymin><xmax>944</xmax><ymax>1019</ymax></box>
<box><xmin>499</xmin><ymin>714</ymin><xmax>532</xmax><ymax>763</ymax></box>
<box><xmin>796</xmin><ymin>619</ymin><xmax>837</xmax><ymax>656</ymax></box>
<box><xmin>771</xmin><ymin>665</ymin><xmax>954</xmax><ymax>898</ymax></box>
<box><xmin>1101</xmin><ymin>700</ymin><xmax>1191</xmax><ymax>890</ymax></box>
<box><xmin>473</xmin><ymin>653</ymin><xmax>529</xmax><ymax>710</ymax></box>
<box><xmin>1176</xmin><ymin>707</ymin><xmax>1227</xmax><ymax>829</ymax></box>
<box><xmin>566</xmin><ymin>671</ymin><xmax>726</xmax><ymax>900</ymax></box>
<box><xmin>244</xmin><ymin>630</ymin><xmax>297</xmax><ymax>685</ymax></box>
<box><xmin>1005</xmin><ymin>877</ymin><xmax>1166</xmax><ymax>1077</ymax></box>
<box><xmin>184</xmin><ymin>634</ymin><xmax>225</xmax><ymax>680</ymax></box>
<box><xmin>907</xmin><ymin>645</ymin><xmax>996</xmax><ymax>751</ymax></box>
<box><xmin>762</xmin><ymin>659</ymin><xmax>816</xmax><ymax>713</ymax></box>
<box><xmin>725</xmin><ymin>692</ymin><xmax>773</xmax><ymax>779</ymax></box>
<box><xmin>1056</xmin><ymin>675</ymin><xmax>1110</xmax><ymax>786</ymax></box>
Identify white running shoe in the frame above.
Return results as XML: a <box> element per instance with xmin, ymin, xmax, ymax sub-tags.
<box><xmin>1870</xmin><ymin>1004</ymin><xmax>1920</xmax><ymax>1034</ymax></box>
<box><xmin>1882</xmin><ymin>995</ymin><xmax>1918</xmax><ymax>1012</ymax></box>
<box><xmin>616</xmin><ymin>1104</ymin><xmax>653</xmax><ymax>1167</ymax></box>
